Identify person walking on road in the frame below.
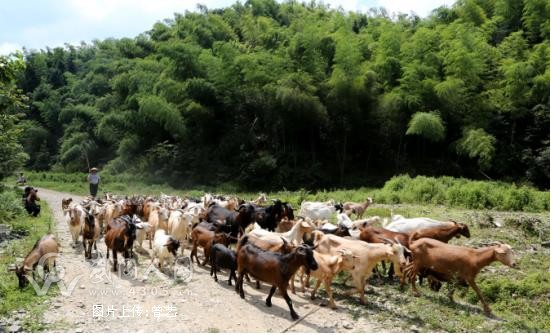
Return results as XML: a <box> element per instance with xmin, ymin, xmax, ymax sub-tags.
<box><xmin>16</xmin><ymin>172</ymin><xmax>27</xmax><ymax>185</ymax></box>
<box><xmin>87</xmin><ymin>167</ymin><xmax>101</xmax><ymax>198</ymax></box>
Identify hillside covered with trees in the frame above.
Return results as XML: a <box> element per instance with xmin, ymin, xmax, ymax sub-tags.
<box><xmin>11</xmin><ymin>0</ymin><xmax>550</xmax><ymax>190</ymax></box>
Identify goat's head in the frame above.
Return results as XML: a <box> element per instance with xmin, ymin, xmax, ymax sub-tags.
<box><xmin>9</xmin><ymin>264</ymin><xmax>31</xmax><ymax>289</ymax></box>
<box><xmin>237</xmin><ymin>204</ymin><xmax>256</xmax><ymax>223</ymax></box>
<box><xmin>125</xmin><ymin>217</ymin><xmax>139</xmax><ymax>241</ymax></box>
<box><xmin>455</xmin><ymin>222</ymin><xmax>470</xmax><ymax>238</ymax></box>
<box><xmin>84</xmin><ymin>211</ymin><xmax>95</xmax><ymax>228</ymax></box>
<box><xmin>381</xmin><ymin>237</ymin><xmax>408</xmax><ymax>268</ymax></box>
<box><xmin>164</xmin><ymin>237</ymin><xmax>181</xmax><ymax>256</ymax></box>
<box><xmin>157</xmin><ymin>207</ymin><xmax>170</xmax><ymax>221</ymax></box>
<box><xmin>494</xmin><ymin>244</ymin><xmax>517</xmax><ymax>268</ymax></box>
<box><xmin>296</xmin><ymin>244</ymin><xmax>318</xmax><ymax>271</ymax></box>
<box><xmin>61</xmin><ymin>198</ymin><xmax>73</xmax><ymax>211</ymax></box>
<box><xmin>283</xmin><ymin>203</ymin><xmax>294</xmax><ymax>220</ymax></box>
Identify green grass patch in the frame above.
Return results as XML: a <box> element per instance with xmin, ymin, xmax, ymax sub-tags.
<box><xmin>19</xmin><ymin>172</ymin><xmax>548</xmax><ymax>213</ymax></box>
<box><xmin>5</xmin><ymin>173</ymin><xmax>550</xmax><ymax>332</ymax></box>
<box><xmin>302</xmin><ymin>206</ymin><xmax>549</xmax><ymax>332</ymax></box>
<box><xmin>0</xmin><ymin>187</ymin><xmax>57</xmax><ymax>331</ymax></box>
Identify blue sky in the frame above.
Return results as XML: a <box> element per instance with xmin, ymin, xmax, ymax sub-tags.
<box><xmin>0</xmin><ymin>0</ymin><xmax>455</xmax><ymax>55</ymax></box>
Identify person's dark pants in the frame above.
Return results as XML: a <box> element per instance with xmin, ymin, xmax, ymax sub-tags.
<box><xmin>25</xmin><ymin>202</ymin><xmax>41</xmax><ymax>217</ymax></box>
<box><xmin>90</xmin><ymin>183</ymin><xmax>99</xmax><ymax>198</ymax></box>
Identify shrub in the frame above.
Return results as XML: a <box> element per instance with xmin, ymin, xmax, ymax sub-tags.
<box><xmin>0</xmin><ymin>188</ymin><xmax>25</xmax><ymax>223</ymax></box>
<box><xmin>378</xmin><ymin>175</ymin><xmax>548</xmax><ymax>212</ymax></box>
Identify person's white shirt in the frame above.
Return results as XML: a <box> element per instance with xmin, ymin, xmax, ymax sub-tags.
<box><xmin>88</xmin><ymin>173</ymin><xmax>100</xmax><ymax>184</ymax></box>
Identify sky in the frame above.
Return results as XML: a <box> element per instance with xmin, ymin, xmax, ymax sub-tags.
<box><xmin>0</xmin><ymin>0</ymin><xmax>456</xmax><ymax>55</ymax></box>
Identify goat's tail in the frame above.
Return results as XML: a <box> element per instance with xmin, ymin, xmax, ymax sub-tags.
<box><xmin>236</xmin><ymin>234</ymin><xmax>249</xmax><ymax>253</ymax></box>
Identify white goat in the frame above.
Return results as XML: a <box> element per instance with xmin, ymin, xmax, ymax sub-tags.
<box><xmin>151</xmin><ymin>229</ymin><xmax>181</xmax><ymax>271</ymax></box>
<box><xmin>299</xmin><ymin>201</ymin><xmax>339</xmax><ymax>221</ymax></box>
<box><xmin>384</xmin><ymin>217</ymin><xmax>454</xmax><ymax>233</ymax></box>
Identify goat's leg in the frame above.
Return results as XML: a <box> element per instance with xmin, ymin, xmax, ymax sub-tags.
<box><xmin>112</xmin><ymin>249</ymin><xmax>118</xmax><ymax>272</ymax></box>
<box><xmin>388</xmin><ymin>263</ymin><xmax>395</xmax><ymax>280</ymax></box>
<box><xmin>468</xmin><ymin>278</ymin><xmax>492</xmax><ymax>316</ymax></box>
<box><xmin>447</xmin><ymin>282</ymin><xmax>455</xmax><ymax>302</ymax></box>
<box><xmin>325</xmin><ymin>278</ymin><xmax>337</xmax><ymax>309</ymax></box>
<box><xmin>228</xmin><ymin>270</ymin><xmax>236</xmax><ymax>286</ymax></box>
<box><xmin>410</xmin><ymin>274</ymin><xmax>421</xmax><ymax>297</ymax></box>
<box><xmin>290</xmin><ymin>274</ymin><xmax>296</xmax><ymax>294</ymax></box>
<box><xmin>355</xmin><ymin>276</ymin><xmax>367</xmax><ymax>305</ymax></box>
<box><xmin>311</xmin><ymin>278</ymin><xmax>322</xmax><ymax>300</ymax></box>
<box><xmin>265</xmin><ymin>286</ymin><xmax>276</xmax><ymax>307</ymax></box>
<box><xmin>201</xmin><ymin>247</ymin><xmax>209</xmax><ymax>266</ymax></box>
<box><xmin>236</xmin><ymin>271</ymin><xmax>245</xmax><ymax>297</ymax></box>
<box><xmin>212</xmin><ymin>263</ymin><xmax>219</xmax><ymax>282</ymax></box>
<box><xmin>191</xmin><ymin>245</ymin><xmax>199</xmax><ymax>265</ymax></box>
<box><xmin>280</xmin><ymin>286</ymin><xmax>299</xmax><ymax>320</ymax></box>
<box><xmin>300</xmin><ymin>271</ymin><xmax>308</xmax><ymax>293</ymax></box>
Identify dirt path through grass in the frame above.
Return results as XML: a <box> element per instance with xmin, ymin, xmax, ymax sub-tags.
<box><xmin>38</xmin><ymin>188</ymin><xmax>394</xmax><ymax>332</ymax></box>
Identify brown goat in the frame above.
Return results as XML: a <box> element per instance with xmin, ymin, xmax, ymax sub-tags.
<box><xmin>104</xmin><ymin>215</ymin><xmax>140</xmax><ymax>272</ymax></box>
<box><xmin>235</xmin><ymin>236</ymin><xmax>318</xmax><ymax>320</ymax></box>
<box><xmin>342</xmin><ymin>197</ymin><xmax>373</xmax><ymax>219</ymax></box>
<box><xmin>238</xmin><ymin>234</ymin><xmax>294</xmax><ymax>289</ymax></box>
<box><xmin>190</xmin><ymin>225</ymin><xmax>231</xmax><ymax>266</ymax></box>
<box><xmin>408</xmin><ymin>222</ymin><xmax>470</xmax><ymax>245</ymax></box>
<box><xmin>10</xmin><ymin>234</ymin><xmax>59</xmax><ymax>288</ymax></box>
<box><xmin>61</xmin><ymin>198</ymin><xmax>73</xmax><ymax>211</ymax></box>
<box><xmin>404</xmin><ymin>238</ymin><xmax>517</xmax><ymax>316</ymax></box>
<box><xmin>359</xmin><ymin>225</ymin><xmax>411</xmax><ymax>247</ymax></box>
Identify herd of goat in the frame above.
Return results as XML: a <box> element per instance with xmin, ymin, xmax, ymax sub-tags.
<box><xmin>12</xmin><ymin>193</ymin><xmax>517</xmax><ymax>320</ymax></box>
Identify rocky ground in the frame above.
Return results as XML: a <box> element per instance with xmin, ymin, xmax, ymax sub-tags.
<box><xmin>14</xmin><ymin>188</ymin><xmax>396</xmax><ymax>333</ymax></box>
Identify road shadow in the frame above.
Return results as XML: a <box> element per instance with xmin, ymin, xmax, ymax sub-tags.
<box><xmin>208</xmin><ymin>268</ymin><xmax>358</xmax><ymax>332</ymax></box>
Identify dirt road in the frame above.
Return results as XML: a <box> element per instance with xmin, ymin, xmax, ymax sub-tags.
<box><xmin>37</xmin><ymin>188</ymin><xmax>393</xmax><ymax>332</ymax></box>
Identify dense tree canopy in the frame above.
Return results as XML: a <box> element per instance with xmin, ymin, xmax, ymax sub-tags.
<box><xmin>14</xmin><ymin>0</ymin><xmax>550</xmax><ymax>189</ymax></box>
<box><xmin>1</xmin><ymin>53</ymin><xmax>29</xmax><ymax>181</ymax></box>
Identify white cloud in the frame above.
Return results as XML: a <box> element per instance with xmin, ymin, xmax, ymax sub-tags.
<box><xmin>376</xmin><ymin>0</ymin><xmax>456</xmax><ymax>17</ymax></box>
<box><xmin>0</xmin><ymin>42</ymin><xmax>22</xmax><ymax>56</ymax></box>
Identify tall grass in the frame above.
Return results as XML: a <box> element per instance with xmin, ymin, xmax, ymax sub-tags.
<box><xmin>372</xmin><ymin>175</ymin><xmax>549</xmax><ymax>212</ymax></box>
<box><xmin>21</xmin><ymin>171</ymin><xmax>549</xmax><ymax>212</ymax></box>
<box><xmin>0</xmin><ymin>187</ymin><xmax>56</xmax><ymax>330</ymax></box>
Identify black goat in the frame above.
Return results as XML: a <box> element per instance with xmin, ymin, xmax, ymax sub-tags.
<box><xmin>236</xmin><ymin>236</ymin><xmax>318</xmax><ymax>320</ymax></box>
<box><xmin>210</xmin><ymin>243</ymin><xmax>237</xmax><ymax>285</ymax></box>
<box><xmin>254</xmin><ymin>199</ymin><xmax>293</xmax><ymax>232</ymax></box>
<box><xmin>206</xmin><ymin>204</ymin><xmax>256</xmax><ymax>238</ymax></box>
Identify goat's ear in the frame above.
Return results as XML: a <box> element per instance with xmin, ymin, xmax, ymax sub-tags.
<box><xmin>494</xmin><ymin>245</ymin><xmax>508</xmax><ymax>254</ymax></box>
